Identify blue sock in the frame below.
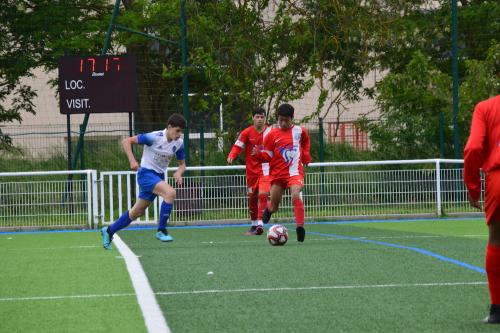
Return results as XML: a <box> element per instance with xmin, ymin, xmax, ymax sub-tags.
<box><xmin>109</xmin><ymin>210</ymin><xmax>132</xmax><ymax>235</ymax></box>
<box><xmin>158</xmin><ymin>202</ymin><xmax>173</xmax><ymax>231</ymax></box>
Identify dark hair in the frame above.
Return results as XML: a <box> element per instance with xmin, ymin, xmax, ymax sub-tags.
<box><xmin>167</xmin><ymin>113</ymin><xmax>186</xmax><ymax>129</ymax></box>
<box><xmin>277</xmin><ymin>103</ymin><xmax>294</xmax><ymax>118</ymax></box>
<box><xmin>252</xmin><ymin>107</ymin><xmax>266</xmax><ymax>116</ymax></box>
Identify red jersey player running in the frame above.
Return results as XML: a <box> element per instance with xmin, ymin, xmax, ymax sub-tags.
<box><xmin>464</xmin><ymin>95</ymin><xmax>500</xmax><ymax>324</ymax></box>
<box><xmin>254</xmin><ymin>103</ymin><xmax>311</xmax><ymax>242</ymax></box>
<box><xmin>227</xmin><ymin>108</ymin><xmax>271</xmax><ymax>235</ymax></box>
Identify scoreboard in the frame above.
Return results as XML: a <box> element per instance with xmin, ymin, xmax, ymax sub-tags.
<box><xmin>58</xmin><ymin>55</ymin><xmax>137</xmax><ymax>114</ymax></box>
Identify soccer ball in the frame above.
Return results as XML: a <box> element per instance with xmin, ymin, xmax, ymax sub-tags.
<box><xmin>267</xmin><ymin>224</ymin><xmax>288</xmax><ymax>246</ymax></box>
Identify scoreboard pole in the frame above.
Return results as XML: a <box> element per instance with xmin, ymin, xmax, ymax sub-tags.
<box><xmin>180</xmin><ymin>0</ymin><xmax>190</xmax><ymax>166</ymax></box>
<box><xmin>70</xmin><ymin>0</ymin><xmax>121</xmax><ymax>170</ymax></box>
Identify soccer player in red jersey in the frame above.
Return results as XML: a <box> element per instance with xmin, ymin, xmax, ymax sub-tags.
<box><xmin>227</xmin><ymin>108</ymin><xmax>271</xmax><ymax>235</ymax></box>
<box><xmin>464</xmin><ymin>94</ymin><xmax>500</xmax><ymax>324</ymax></box>
<box><xmin>254</xmin><ymin>103</ymin><xmax>311</xmax><ymax>242</ymax></box>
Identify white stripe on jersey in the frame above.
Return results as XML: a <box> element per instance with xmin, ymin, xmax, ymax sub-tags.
<box><xmin>261</xmin><ymin>127</ymin><xmax>272</xmax><ymax>176</ymax></box>
<box><xmin>235</xmin><ymin>139</ymin><xmax>245</xmax><ymax>148</ymax></box>
<box><xmin>289</xmin><ymin>126</ymin><xmax>302</xmax><ymax>176</ymax></box>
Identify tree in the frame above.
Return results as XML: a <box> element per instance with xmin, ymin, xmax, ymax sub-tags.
<box><xmin>116</xmin><ymin>0</ymin><xmax>316</xmax><ymax>140</ymax></box>
<box><xmin>0</xmin><ymin>0</ymin><xmax>110</xmax><ymax>151</ymax></box>
<box><xmin>274</xmin><ymin>0</ymin><xmax>394</xmax><ymax>123</ymax></box>
<box><xmin>459</xmin><ymin>42</ymin><xmax>500</xmax><ymax>141</ymax></box>
<box><xmin>360</xmin><ymin>0</ymin><xmax>500</xmax><ymax>159</ymax></box>
<box><xmin>360</xmin><ymin>43</ymin><xmax>500</xmax><ymax>160</ymax></box>
<box><xmin>359</xmin><ymin>51</ymin><xmax>452</xmax><ymax>159</ymax></box>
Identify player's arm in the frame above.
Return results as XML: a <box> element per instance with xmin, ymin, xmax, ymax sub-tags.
<box><xmin>227</xmin><ymin>130</ymin><xmax>249</xmax><ymax>164</ymax></box>
<box><xmin>464</xmin><ymin>104</ymin><xmax>486</xmax><ymax>208</ymax></box>
<box><xmin>122</xmin><ymin>136</ymin><xmax>140</xmax><ymax>171</ymax></box>
<box><xmin>301</xmin><ymin>127</ymin><xmax>312</xmax><ymax>165</ymax></box>
<box><xmin>173</xmin><ymin>160</ymin><xmax>186</xmax><ymax>185</ymax></box>
<box><xmin>173</xmin><ymin>144</ymin><xmax>187</xmax><ymax>185</ymax></box>
<box><xmin>253</xmin><ymin>131</ymin><xmax>273</xmax><ymax>162</ymax></box>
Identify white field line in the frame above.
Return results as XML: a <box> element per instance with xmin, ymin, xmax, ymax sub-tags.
<box><xmin>1</xmin><ymin>245</ymin><xmax>101</xmax><ymax>251</ymax></box>
<box><xmin>0</xmin><ymin>281</ymin><xmax>487</xmax><ymax>302</ymax></box>
<box><xmin>0</xmin><ymin>293</ymin><xmax>135</xmax><ymax>301</ymax></box>
<box><xmin>155</xmin><ymin>281</ymin><xmax>487</xmax><ymax>296</ymax></box>
<box><xmin>113</xmin><ymin>234</ymin><xmax>171</xmax><ymax>333</ymax></box>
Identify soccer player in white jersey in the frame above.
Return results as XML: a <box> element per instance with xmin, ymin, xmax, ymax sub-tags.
<box><xmin>100</xmin><ymin>113</ymin><xmax>187</xmax><ymax>250</ymax></box>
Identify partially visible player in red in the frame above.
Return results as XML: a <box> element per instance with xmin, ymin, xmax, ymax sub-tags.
<box><xmin>464</xmin><ymin>94</ymin><xmax>500</xmax><ymax>324</ymax></box>
<box><xmin>227</xmin><ymin>107</ymin><xmax>271</xmax><ymax>235</ymax></box>
<box><xmin>254</xmin><ymin>103</ymin><xmax>311</xmax><ymax>242</ymax></box>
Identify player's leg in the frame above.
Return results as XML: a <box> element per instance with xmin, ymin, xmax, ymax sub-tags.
<box><xmin>289</xmin><ymin>182</ymin><xmax>305</xmax><ymax>242</ymax></box>
<box><xmin>262</xmin><ymin>181</ymin><xmax>285</xmax><ymax>224</ymax></box>
<box><xmin>101</xmin><ymin>198</ymin><xmax>150</xmax><ymax>250</ymax></box>
<box><xmin>485</xmin><ymin>222</ymin><xmax>500</xmax><ymax>323</ymax></box>
<box><xmin>245</xmin><ymin>177</ymin><xmax>260</xmax><ymax>235</ymax></box>
<box><xmin>244</xmin><ymin>192</ymin><xmax>260</xmax><ymax>235</ymax></box>
<box><xmin>153</xmin><ymin>181</ymin><xmax>176</xmax><ymax>242</ymax></box>
<box><xmin>255</xmin><ymin>176</ymin><xmax>271</xmax><ymax>235</ymax></box>
<box><xmin>484</xmin><ymin>174</ymin><xmax>500</xmax><ymax>323</ymax></box>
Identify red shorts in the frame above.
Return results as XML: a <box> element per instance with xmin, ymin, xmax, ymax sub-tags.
<box><xmin>247</xmin><ymin>175</ymin><xmax>271</xmax><ymax>195</ymax></box>
<box><xmin>485</xmin><ymin>171</ymin><xmax>500</xmax><ymax>225</ymax></box>
<box><xmin>271</xmin><ymin>175</ymin><xmax>304</xmax><ymax>189</ymax></box>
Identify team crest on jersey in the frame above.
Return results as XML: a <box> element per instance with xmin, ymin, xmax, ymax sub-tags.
<box><xmin>279</xmin><ymin>144</ymin><xmax>297</xmax><ymax>165</ymax></box>
<box><xmin>172</xmin><ymin>146</ymin><xmax>177</xmax><ymax>153</ymax></box>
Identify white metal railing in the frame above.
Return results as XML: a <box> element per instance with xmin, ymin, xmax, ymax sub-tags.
<box><xmin>0</xmin><ymin>170</ymin><xmax>98</xmax><ymax>229</ymax></box>
<box><xmin>99</xmin><ymin>159</ymin><xmax>480</xmax><ymax>226</ymax></box>
<box><xmin>0</xmin><ymin>160</ymin><xmax>479</xmax><ymax>229</ymax></box>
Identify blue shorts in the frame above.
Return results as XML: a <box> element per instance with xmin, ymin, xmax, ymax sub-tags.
<box><xmin>137</xmin><ymin>168</ymin><xmax>165</xmax><ymax>202</ymax></box>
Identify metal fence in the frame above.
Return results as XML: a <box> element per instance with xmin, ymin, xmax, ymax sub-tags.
<box><xmin>99</xmin><ymin>159</ymin><xmax>480</xmax><ymax>226</ymax></box>
<box><xmin>0</xmin><ymin>159</ymin><xmax>482</xmax><ymax>230</ymax></box>
<box><xmin>0</xmin><ymin>118</ymin><xmax>377</xmax><ymax>172</ymax></box>
<box><xmin>0</xmin><ymin>170</ymin><xmax>98</xmax><ymax>229</ymax></box>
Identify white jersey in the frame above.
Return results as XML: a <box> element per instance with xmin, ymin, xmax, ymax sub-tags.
<box><xmin>137</xmin><ymin>130</ymin><xmax>185</xmax><ymax>174</ymax></box>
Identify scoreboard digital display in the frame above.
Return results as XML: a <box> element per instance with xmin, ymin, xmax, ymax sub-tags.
<box><xmin>58</xmin><ymin>55</ymin><xmax>137</xmax><ymax>114</ymax></box>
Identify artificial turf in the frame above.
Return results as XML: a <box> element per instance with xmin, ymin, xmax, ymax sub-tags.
<box><xmin>0</xmin><ymin>232</ymin><xmax>147</xmax><ymax>333</ymax></box>
<box><xmin>0</xmin><ymin>218</ymin><xmax>496</xmax><ymax>333</ymax></box>
<box><xmin>119</xmin><ymin>219</ymin><xmax>494</xmax><ymax>333</ymax></box>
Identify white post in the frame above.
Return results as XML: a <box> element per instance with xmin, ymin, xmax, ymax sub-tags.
<box><xmin>87</xmin><ymin>171</ymin><xmax>93</xmax><ymax>229</ymax></box>
<box><xmin>100</xmin><ymin>172</ymin><xmax>105</xmax><ymax>226</ymax></box>
<box><xmin>92</xmin><ymin>170</ymin><xmax>99</xmax><ymax>228</ymax></box>
<box><xmin>435</xmin><ymin>159</ymin><xmax>442</xmax><ymax>217</ymax></box>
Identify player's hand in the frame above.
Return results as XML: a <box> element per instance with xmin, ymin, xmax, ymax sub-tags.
<box><xmin>130</xmin><ymin>161</ymin><xmax>140</xmax><ymax>171</ymax></box>
<box><xmin>173</xmin><ymin>172</ymin><xmax>183</xmax><ymax>185</ymax></box>
<box><xmin>227</xmin><ymin>157</ymin><xmax>233</xmax><ymax>164</ymax></box>
<box><xmin>468</xmin><ymin>195</ymin><xmax>482</xmax><ymax>210</ymax></box>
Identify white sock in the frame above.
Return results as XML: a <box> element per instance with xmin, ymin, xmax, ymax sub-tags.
<box><xmin>257</xmin><ymin>220</ymin><xmax>263</xmax><ymax>226</ymax></box>
<box><xmin>251</xmin><ymin>220</ymin><xmax>258</xmax><ymax>226</ymax></box>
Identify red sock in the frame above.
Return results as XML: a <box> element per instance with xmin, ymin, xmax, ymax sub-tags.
<box><xmin>248</xmin><ymin>195</ymin><xmax>258</xmax><ymax>221</ymax></box>
<box><xmin>257</xmin><ymin>194</ymin><xmax>268</xmax><ymax>220</ymax></box>
<box><xmin>486</xmin><ymin>243</ymin><xmax>500</xmax><ymax>304</ymax></box>
<box><xmin>293</xmin><ymin>198</ymin><xmax>304</xmax><ymax>227</ymax></box>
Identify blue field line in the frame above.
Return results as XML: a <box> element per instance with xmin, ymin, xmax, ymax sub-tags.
<box><xmin>305</xmin><ymin>216</ymin><xmax>483</xmax><ymax>225</ymax></box>
<box><xmin>307</xmin><ymin>231</ymin><xmax>486</xmax><ymax>275</ymax></box>
<box><xmin>0</xmin><ymin>217</ymin><xmax>483</xmax><ymax>235</ymax></box>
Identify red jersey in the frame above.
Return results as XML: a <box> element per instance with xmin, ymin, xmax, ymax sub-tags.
<box><xmin>464</xmin><ymin>95</ymin><xmax>500</xmax><ymax>201</ymax></box>
<box><xmin>228</xmin><ymin>125</ymin><xmax>271</xmax><ymax>177</ymax></box>
<box><xmin>258</xmin><ymin>125</ymin><xmax>311</xmax><ymax>179</ymax></box>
